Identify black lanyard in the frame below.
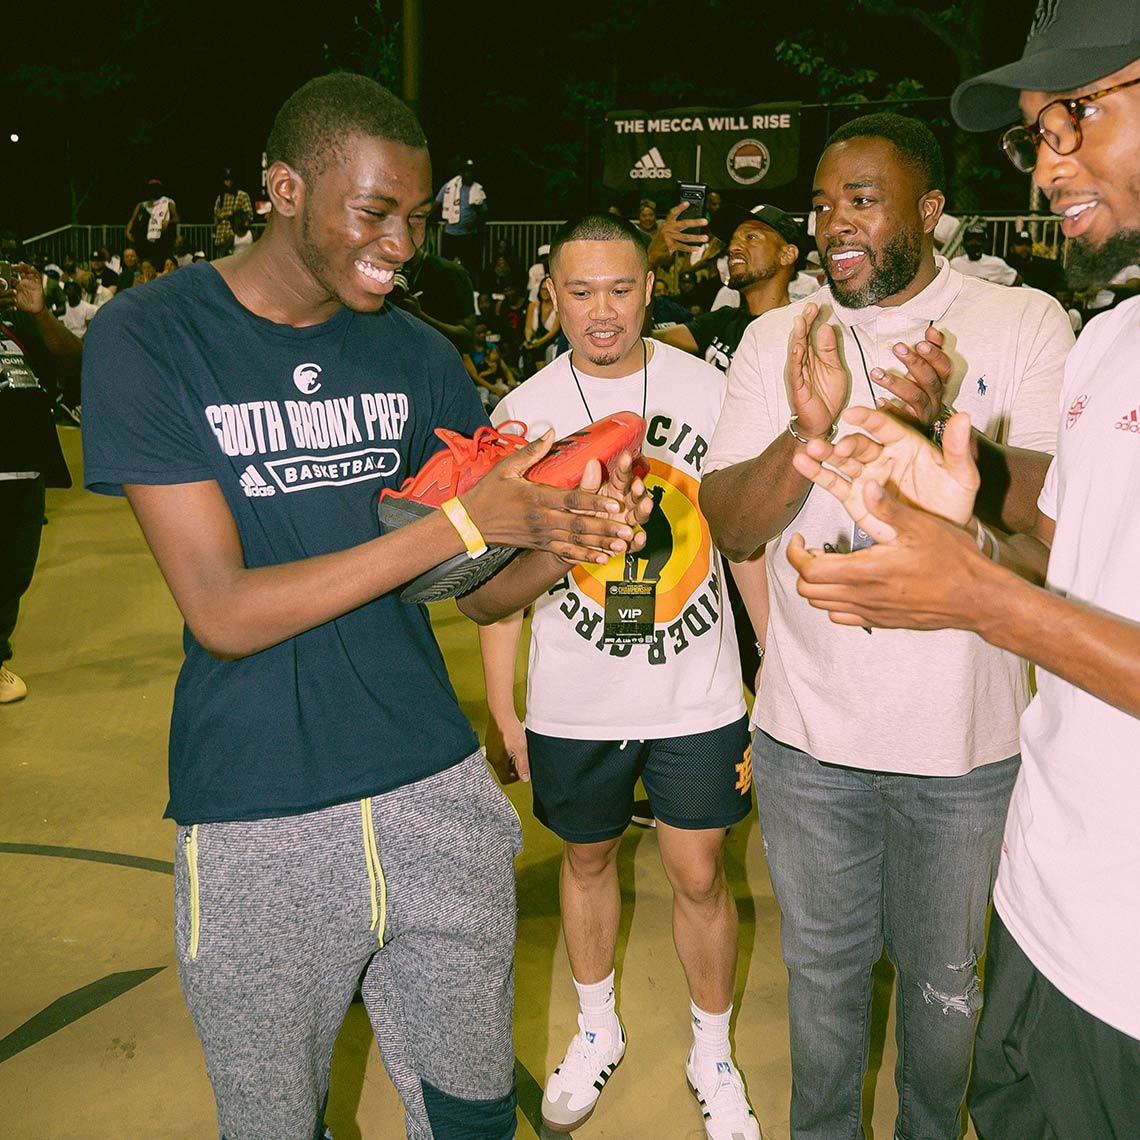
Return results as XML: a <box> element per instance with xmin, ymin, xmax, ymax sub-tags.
<box><xmin>567</xmin><ymin>336</ymin><xmax>649</xmax><ymax>424</ymax></box>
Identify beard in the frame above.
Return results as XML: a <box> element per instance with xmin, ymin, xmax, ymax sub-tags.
<box><xmin>729</xmin><ymin>263</ymin><xmax>778</xmax><ymax>291</ymax></box>
<box><xmin>826</xmin><ymin>226</ymin><xmax>923</xmax><ymax>309</ymax></box>
<box><xmin>1064</xmin><ymin>228</ymin><xmax>1140</xmax><ymax>289</ymax></box>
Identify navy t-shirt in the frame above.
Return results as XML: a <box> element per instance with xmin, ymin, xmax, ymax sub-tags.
<box><xmin>82</xmin><ymin>264</ymin><xmax>488</xmax><ymax>824</ymax></box>
<box><xmin>688</xmin><ymin>306</ymin><xmax>756</xmax><ymax>373</ymax></box>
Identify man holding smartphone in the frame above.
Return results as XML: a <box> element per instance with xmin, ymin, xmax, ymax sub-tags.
<box><xmin>699</xmin><ymin>113</ymin><xmax>1073</xmax><ymax>1140</ymax></box>
<box><xmin>651</xmin><ymin>201</ymin><xmax>805</xmax><ymax>373</ymax></box>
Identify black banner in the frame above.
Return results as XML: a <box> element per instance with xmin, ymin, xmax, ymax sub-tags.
<box><xmin>602</xmin><ymin>104</ymin><xmax>801</xmax><ymax>192</ymax></box>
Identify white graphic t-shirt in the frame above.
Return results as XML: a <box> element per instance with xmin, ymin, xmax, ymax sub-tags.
<box><xmin>493</xmin><ymin>341</ymin><xmax>746</xmax><ymax>739</ymax></box>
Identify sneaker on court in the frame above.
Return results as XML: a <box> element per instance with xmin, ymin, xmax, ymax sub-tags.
<box><xmin>0</xmin><ymin>666</ymin><xmax>28</xmax><ymax>703</ymax></box>
<box><xmin>686</xmin><ymin>1048</ymin><xmax>762</xmax><ymax>1140</ymax></box>
<box><xmin>541</xmin><ymin>1015</ymin><xmax>626</xmax><ymax>1132</ymax></box>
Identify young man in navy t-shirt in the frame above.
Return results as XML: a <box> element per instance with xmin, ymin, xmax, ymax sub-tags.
<box><xmin>81</xmin><ymin>73</ymin><xmax>649</xmax><ymax>1140</ymax></box>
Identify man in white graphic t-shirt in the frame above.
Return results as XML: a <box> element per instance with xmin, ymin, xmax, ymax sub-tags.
<box><xmin>479</xmin><ymin>213</ymin><xmax>765</xmax><ymax>1140</ymax></box>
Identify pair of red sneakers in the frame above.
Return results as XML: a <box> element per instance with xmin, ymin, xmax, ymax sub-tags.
<box><xmin>378</xmin><ymin>412</ymin><xmax>647</xmax><ymax>603</ymax></box>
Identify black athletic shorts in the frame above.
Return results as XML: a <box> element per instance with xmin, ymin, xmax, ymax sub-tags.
<box><xmin>525</xmin><ymin>715</ymin><xmax>752</xmax><ymax>843</ymax></box>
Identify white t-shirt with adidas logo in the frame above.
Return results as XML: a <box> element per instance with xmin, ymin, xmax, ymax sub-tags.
<box><xmin>996</xmin><ymin>295</ymin><xmax>1140</xmax><ymax>1042</ymax></box>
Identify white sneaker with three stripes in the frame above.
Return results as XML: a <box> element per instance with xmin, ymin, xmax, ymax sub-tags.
<box><xmin>686</xmin><ymin>1047</ymin><xmax>762</xmax><ymax>1140</ymax></box>
<box><xmin>540</xmin><ymin>1014</ymin><xmax>626</xmax><ymax>1132</ymax></box>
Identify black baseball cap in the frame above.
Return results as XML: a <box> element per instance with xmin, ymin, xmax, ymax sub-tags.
<box><xmin>952</xmin><ymin>0</ymin><xmax>1140</xmax><ymax>131</ymax></box>
<box><xmin>712</xmin><ymin>202</ymin><xmax>808</xmax><ymax>252</ymax></box>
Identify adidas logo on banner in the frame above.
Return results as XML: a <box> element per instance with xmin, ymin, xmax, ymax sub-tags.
<box><xmin>630</xmin><ymin>146</ymin><xmax>671</xmax><ymax>179</ymax></box>
<box><xmin>240</xmin><ymin>464</ymin><xmax>276</xmax><ymax>497</ymax></box>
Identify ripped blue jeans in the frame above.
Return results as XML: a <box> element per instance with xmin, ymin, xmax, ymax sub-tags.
<box><xmin>753</xmin><ymin>731</ymin><xmax>1018</xmax><ymax>1140</ymax></box>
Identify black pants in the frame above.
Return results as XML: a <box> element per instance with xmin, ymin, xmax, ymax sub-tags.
<box><xmin>969</xmin><ymin>911</ymin><xmax>1140</xmax><ymax>1140</ymax></box>
<box><xmin>0</xmin><ymin>476</ymin><xmax>45</xmax><ymax>663</ymax></box>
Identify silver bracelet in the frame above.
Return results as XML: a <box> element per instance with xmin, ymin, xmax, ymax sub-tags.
<box><xmin>788</xmin><ymin>414</ymin><xmax>838</xmax><ymax>445</ymax></box>
<box><xmin>974</xmin><ymin>521</ymin><xmax>1001</xmax><ymax>562</ymax></box>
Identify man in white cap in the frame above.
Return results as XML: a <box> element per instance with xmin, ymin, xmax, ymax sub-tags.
<box><xmin>787</xmin><ymin>2</ymin><xmax>1140</xmax><ymax>1134</ymax></box>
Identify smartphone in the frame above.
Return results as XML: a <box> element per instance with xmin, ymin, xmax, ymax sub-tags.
<box><xmin>0</xmin><ymin>262</ymin><xmax>16</xmax><ymax>291</ymax></box>
<box><xmin>676</xmin><ymin>182</ymin><xmax>707</xmax><ymax>225</ymax></box>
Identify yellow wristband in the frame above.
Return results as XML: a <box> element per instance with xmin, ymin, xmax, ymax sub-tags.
<box><xmin>440</xmin><ymin>497</ymin><xmax>488</xmax><ymax>559</ymax></box>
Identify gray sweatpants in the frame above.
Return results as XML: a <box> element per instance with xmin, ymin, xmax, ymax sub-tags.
<box><xmin>173</xmin><ymin>752</ymin><xmax>522</xmax><ymax>1140</ymax></box>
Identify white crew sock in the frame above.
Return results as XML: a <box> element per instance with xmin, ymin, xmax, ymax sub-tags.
<box><xmin>574</xmin><ymin>971</ymin><xmax>618</xmax><ymax>1034</ymax></box>
<box><xmin>690</xmin><ymin>1000</ymin><xmax>732</xmax><ymax>1064</ymax></box>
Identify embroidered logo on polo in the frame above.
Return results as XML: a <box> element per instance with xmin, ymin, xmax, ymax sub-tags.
<box><xmin>1115</xmin><ymin>404</ymin><xmax>1140</xmax><ymax>434</ymax></box>
<box><xmin>1065</xmin><ymin>393</ymin><xmax>1090</xmax><ymax>429</ymax></box>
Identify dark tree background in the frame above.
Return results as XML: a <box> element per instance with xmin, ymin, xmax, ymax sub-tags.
<box><xmin>2</xmin><ymin>0</ymin><xmax>1040</xmax><ymax>240</ymax></box>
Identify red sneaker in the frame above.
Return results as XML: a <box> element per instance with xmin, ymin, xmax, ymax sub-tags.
<box><xmin>526</xmin><ymin>411</ymin><xmax>647</xmax><ymax>488</ymax></box>
<box><xmin>379</xmin><ymin>413</ymin><xmax>647</xmax><ymax>604</ymax></box>
<box><xmin>378</xmin><ymin>421</ymin><xmax>529</xmax><ymax>511</ymax></box>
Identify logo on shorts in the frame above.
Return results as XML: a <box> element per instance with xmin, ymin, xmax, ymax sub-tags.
<box><xmin>239</xmin><ymin>464</ymin><xmax>276</xmax><ymax>497</ymax></box>
<box><xmin>735</xmin><ymin>745</ymin><xmax>753</xmax><ymax>794</ymax></box>
<box><xmin>726</xmin><ymin>139</ymin><xmax>770</xmax><ymax>185</ymax></box>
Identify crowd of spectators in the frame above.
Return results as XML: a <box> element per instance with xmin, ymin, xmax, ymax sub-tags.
<box><xmin>9</xmin><ymin>174</ymin><xmax>1132</xmax><ymax>433</ymax></box>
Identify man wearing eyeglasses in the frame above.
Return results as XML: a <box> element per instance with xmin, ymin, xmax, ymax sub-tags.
<box><xmin>785</xmin><ymin>2</ymin><xmax>1140</xmax><ymax>1137</ymax></box>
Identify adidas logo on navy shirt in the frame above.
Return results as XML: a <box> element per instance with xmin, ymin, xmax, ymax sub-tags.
<box><xmin>240</xmin><ymin>464</ymin><xmax>276</xmax><ymax>496</ymax></box>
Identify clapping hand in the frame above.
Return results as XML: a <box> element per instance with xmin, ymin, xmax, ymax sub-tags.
<box><xmin>791</xmin><ymin>406</ymin><xmax>979</xmax><ymax>542</ymax></box>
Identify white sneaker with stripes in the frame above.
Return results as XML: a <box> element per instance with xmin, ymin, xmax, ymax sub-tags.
<box><xmin>540</xmin><ymin>1015</ymin><xmax>626</xmax><ymax>1132</ymax></box>
<box><xmin>686</xmin><ymin>1047</ymin><xmax>762</xmax><ymax>1140</ymax></box>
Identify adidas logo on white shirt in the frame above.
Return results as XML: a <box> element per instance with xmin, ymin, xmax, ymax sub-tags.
<box><xmin>1115</xmin><ymin>406</ymin><xmax>1140</xmax><ymax>434</ymax></box>
<box><xmin>630</xmin><ymin>147</ymin><xmax>671</xmax><ymax>179</ymax></box>
<box><xmin>240</xmin><ymin>464</ymin><xmax>276</xmax><ymax>496</ymax></box>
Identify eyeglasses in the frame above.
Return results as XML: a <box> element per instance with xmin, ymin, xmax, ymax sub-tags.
<box><xmin>1000</xmin><ymin>74</ymin><xmax>1140</xmax><ymax>173</ymax></box>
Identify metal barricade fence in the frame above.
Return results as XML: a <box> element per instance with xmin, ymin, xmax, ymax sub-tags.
<box><xmin>20</xmin><ymin>216</ymin><xmax>1068</xmax><ymax>275</ymax></box>
<box><xmin>940</xmin><ymin>215</ymin><xmax>1067</xmax><ymax>264</ymax></box>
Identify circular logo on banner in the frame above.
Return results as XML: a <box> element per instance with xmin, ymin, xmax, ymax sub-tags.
<box><xmin>727</xmin><ymin>138</ymin><xmax>771</xmax><ymax>185</ymax></box>
<box><xmin>570</xmin><ymin>460</ymin><xmax>712</xmax><ymax>623</ymax></box>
